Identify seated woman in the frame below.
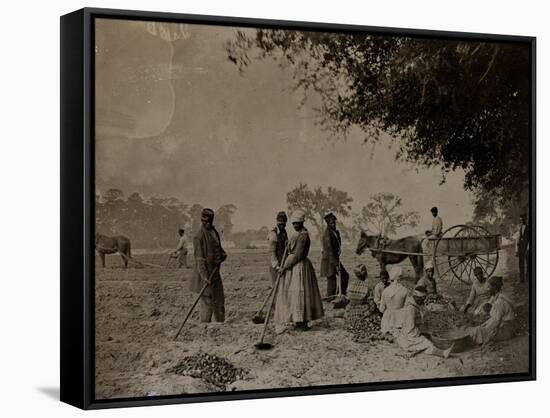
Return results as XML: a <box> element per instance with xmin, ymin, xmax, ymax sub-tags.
<box><xmin>396</xmin><ymin>286</ymin><xmax>453</xmax><ymax>358</ymax></box>
<box><xmin>274</xmin><ymin>210</ymin><xmax>324</xmax><ymax>331</ymax></box>
<box><xmin>462</xmin><ymin>266</ymin><xmax>492</xmax><ymax>316</ymax></box>
<box><xmin>380</xmin><ymin>266</ymin><xmax>409</xmax><ymax>335</ymax></box>
<box><xmin>416</xmin><ymin>259</ymin><xmax>437</xmax><ymax>294</ymax></box>
<box><xmin>373</xmin><ymin>270</ymin><xmax>390</xmax><ymax>312</ymax></box>
<box><xmin>346</xmin><ymin>264</ymin><xmax>370</xmax><ymax>305</ymax></box>
<box><xmin>468</xmin><ymin>276</ymin><xmax>516</xmax><ymax>345</ymax></box>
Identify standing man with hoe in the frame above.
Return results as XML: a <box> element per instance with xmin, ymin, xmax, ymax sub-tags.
<box><xmin>190</xmin><ymin>208</ymin><xmax>227</xmax><ymax>323</ymax></box>
<box><xmin>267</xmin><ymin>211</ymin><xmax>289</xmax><ymax>284</ymax></box>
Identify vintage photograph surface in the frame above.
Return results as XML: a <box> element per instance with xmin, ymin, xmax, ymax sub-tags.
<box><xmin>94</xmin><ymin>18</ymin><xmax>532</xmax><ymax>399</ymax></box>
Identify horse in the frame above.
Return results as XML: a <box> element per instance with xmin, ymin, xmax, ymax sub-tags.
<box><xmin>95</xmin><ymin>233</ymin><xmax>132</xmax><ymax>268</ymax></box>
<box><xmin>355</xmin><ymin>230</ymin><xmax>424</xmax><ymax>280</ymax></box>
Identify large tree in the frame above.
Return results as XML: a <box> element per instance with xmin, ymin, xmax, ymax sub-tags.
<box><xmin>226</xmin><ymin>31</ymin><xmax>531</xmax><ymax>222</ymax></box>
<box><xmin>354</xmin><ymin>192</ymin><xmax>420</xmax><ymax>237</ymax></box>
<box><xmin>286</xmin><ymin>183</ymin><xmax>353</xmax><ymax>236</ymax></box>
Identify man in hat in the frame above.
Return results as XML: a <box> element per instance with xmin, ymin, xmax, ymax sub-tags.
<box><xmin>516</xmin><ymin>214</ymin><xmax>529</xmax><ymax>283</ymax></box>
<box><xmin>320</xmin><ymin>212</ymin><xmax>349</xmax><ymax>297</ymax></box>
<box><xmin>468</xmin><ymin>276</ymin><xmax>516</xmax><ymax>344</ymax></box>
<box><xmin>190</xmin><ymin>208</ymin><xmax>227</xmax><ymax>323</ymax></box>
<box><xmin>172</xmin><ymin>228</ymin><xmax>190</xmax><ymax>268</ymax></box>
<box><xmin>396</xmin><ymin>285</ymin><xmax>454</xmax><ymax>358</ymax></box>
<box><xmin>267</xmin><ymin>211</ymin><xmax>289</xmax><ymax>284</ymax></box>
<box><xmin>416</xmin><ymin>259</ymin><xmax>437</xmax><ymax>294</ymax></box>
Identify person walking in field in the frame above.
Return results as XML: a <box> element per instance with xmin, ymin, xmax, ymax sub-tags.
<box><xmin>190</xmin><ymin>208</ymin><xmax>227</xmax><ymax>323</ymax></box>
<box><xmin>172</xmin><ymin>228</ymin><xmax>190</xmax><ymax>268</ymax></box>
<box><xmin>267</xmin><ymin>211</ymin><xmax>289</xmax><ymax>284</ymax></box>
<box><xmin>320</xmin><ymin>212</ymin><xmax>349</xmax><ymax>297</ymax></box>
<box><xmin>274</xmin><ymin>210</ymin><xmax>324</xmax><ymax>331</ymax></box>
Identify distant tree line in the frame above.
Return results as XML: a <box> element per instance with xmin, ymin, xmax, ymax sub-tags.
<box><xmin>96</xmin><ymin>185</ymin><xmax>421</xmax><ymax>249</ymax></box>
<box><xmin>95</xmin><ymin>189</ymin><xmax>239</xmax><ymax>249</ymax></box>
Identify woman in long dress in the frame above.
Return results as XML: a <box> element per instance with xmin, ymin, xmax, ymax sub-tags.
<box><xmin>274</xmin><ymin>210</ymin><xmax>324</xmax><ymax>331</ymax></box>
<box><xmin>380</xmin><ymin>266</ymin><xmax>409</xmax><ymax>335</ymax></box>
<box><xmin>468</xmin><ymin>276</ymin><xmax>516</xmax><ymax>344</ymax></box>
<box><xmin>397</xmin><ymin>286</ymin><xmax>453</xmax><ymax>358</ymax></box>
<box><xmin>462</xmin><ymin>266</ymin><xmax>492</xmax><ymax>316</ymax></box>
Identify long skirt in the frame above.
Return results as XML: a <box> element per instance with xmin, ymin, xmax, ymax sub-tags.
<box><xmin>469</xmin><ymin>320</ymin><xmax>516</xmax><ymax>345</ymax></box>
<box><xmin>381</xmin><ymin>308</ymin><xmax>403</xmax><ymax>335</ymax></box>
<box><xmin>397</xmin><ymin>333</ymin><xmax>436</xmax><ymax>353</ymax></box>
<box><xmin>274</xmin><ymin>258</ymin><xmax>324</xmax><ymax>324</ymax></box>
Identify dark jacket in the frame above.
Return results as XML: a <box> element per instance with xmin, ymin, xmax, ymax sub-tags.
<box><xmin>320</xmin><ymin>227</ymin><xmax>342</xmax><ymax>277</ymax></box>
<box><xmin>190</xmin><ymin>226</ymin><xmax>227</xmax><ymax>295</ymax></box>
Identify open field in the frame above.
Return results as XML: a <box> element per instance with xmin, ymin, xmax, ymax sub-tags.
<box><xmin>95</xmin><ymin>247</ymin><xmax>530</xmax><ymax>399</ymax></box>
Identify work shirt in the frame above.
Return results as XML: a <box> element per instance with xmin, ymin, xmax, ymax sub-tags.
<box><xmin>466</xmin><ymin>277</ymin><xmax>492</xmax><ymax>314</ymax></box>
<box><xmin>175</xmin><ymin>236</ymin><xmax>187</xmax><ymax>252</ymax></box>
<box><xmin>469</xmin><ymin>292</ymin><xmax>516</xmax><ymax>344</ymax></box>
<box><xmin>267</xmin><ymin>226</ymin><xmax>288</xmax><ymax>269</ymax></box>
<box><xmin>431</xmin><ymin>216</ymin><xmax>443</xmax><ymax>237</ymax></box>
<box><xmin>373</xmin><ymin>281</ymin><xmax>386</xmax><ymax>309</ymax></box>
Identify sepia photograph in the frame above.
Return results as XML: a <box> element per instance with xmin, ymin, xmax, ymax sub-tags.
<box><xmin>92</xmin><ymin>16</ymin><xmax>533</xmax><ymax>400</ymax></box>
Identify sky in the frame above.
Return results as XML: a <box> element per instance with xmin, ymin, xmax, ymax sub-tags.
<box><xmin>95</xmin><ymin>19</ymin><xmax>475</xmax><ymax>233</ymax></box>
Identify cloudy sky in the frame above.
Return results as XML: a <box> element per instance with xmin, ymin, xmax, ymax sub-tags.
<box><xmin>95</xmin><ymin>19</ymin><xmax>474</xmax><ymax>233</ymax></box>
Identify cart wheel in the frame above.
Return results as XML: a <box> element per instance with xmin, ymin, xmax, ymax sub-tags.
<box><xmin>469</xmin><ymin>225</ymin><xmax>499</xmax><ymax>279</ymax></box>
<box><xmin>434</xmin><ymin>225</ymin><xmax>495</xmax><ymax>285</ymax></box>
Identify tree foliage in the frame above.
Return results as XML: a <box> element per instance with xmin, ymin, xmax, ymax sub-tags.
<box><xmin>354</xmin><ymin>192</ymin><xmax>420</xmax><ymax>236</ymax></box>
<box><xmin>226</xmin><ymin>31</ymin><xmax>531</xmax><ymax>220</ymax></box>
<box><xmin>286</xmin><ymin>183</ymin><xmax>353</xmax><ymax>236</ymax></box>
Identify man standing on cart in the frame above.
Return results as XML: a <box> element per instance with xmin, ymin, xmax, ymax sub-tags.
<box><xmin>424</xmin><ymin>206</ymin><xmax>443</xmax><ymax>263</ymax></box>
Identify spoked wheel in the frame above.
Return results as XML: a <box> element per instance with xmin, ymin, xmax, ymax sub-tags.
<box><xmin>433</xmin><ymin>225</ymin><xmax>498</xmax><ymax>285</ymax></box>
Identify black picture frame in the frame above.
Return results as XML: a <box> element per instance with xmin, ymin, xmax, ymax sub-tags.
<box><xmin>60</xmin><ymin>7</ymin><xmax>536</xmax><ymax>410</ymax></box>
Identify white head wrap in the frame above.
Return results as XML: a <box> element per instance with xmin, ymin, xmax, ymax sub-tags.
<box><xmin>290</xmin><ymin>210</ymin><xmax>305</xmax><ymax>223</ymax></box>
<box><xmin>388</xmin><ymin>266</ymin><xmax>402</xmax><ymax>282</ymax></box>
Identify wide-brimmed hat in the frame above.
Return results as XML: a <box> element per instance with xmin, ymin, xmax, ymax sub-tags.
<box><xmin>290</xmin><ymin>210</ymin><xmax>305</xmax><ymax>223</ymax></box>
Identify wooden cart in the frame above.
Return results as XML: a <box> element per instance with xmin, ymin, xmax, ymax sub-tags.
<box><xmin>431</xmin><ymin>224</ymin><xmax>501</xmax><ymax>285</ymax></box>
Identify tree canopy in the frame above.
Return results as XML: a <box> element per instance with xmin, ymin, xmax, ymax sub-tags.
<box><xmin>354</xmin><ymin>192</ymin><xmax>420</xmax><ymax>236</ymax></box>
<box><xmin>286</xmin><ymin>183</ymin><xmax>353</xmax><ymax>236</ymax></box>
<box><xmin>226</xmin><ymin>31</ymin><xmax>531</xmax><ymax>222</ymax></box>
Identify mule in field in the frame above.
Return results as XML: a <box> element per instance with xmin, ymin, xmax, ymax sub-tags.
<box><xmin>95</xmin><ymin>233</ymin><xmax>132</xmax><ymax>268</ymax></box>
<box><xmin>355</xmin><ymin>231</ymin><xmax>424</xmax><ymax>280</ymax></box>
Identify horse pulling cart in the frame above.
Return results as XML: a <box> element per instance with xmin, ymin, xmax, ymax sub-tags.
<box><xmin>357</xmin><ymin>224</ymin><xmax>501</xmax><ymax>286</ymax></box>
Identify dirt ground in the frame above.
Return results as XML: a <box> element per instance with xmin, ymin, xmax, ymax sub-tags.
<box><xmin>94</xmin><ymin>247</ymin><xmax>530</xmax><ymax>400</ymax></box>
